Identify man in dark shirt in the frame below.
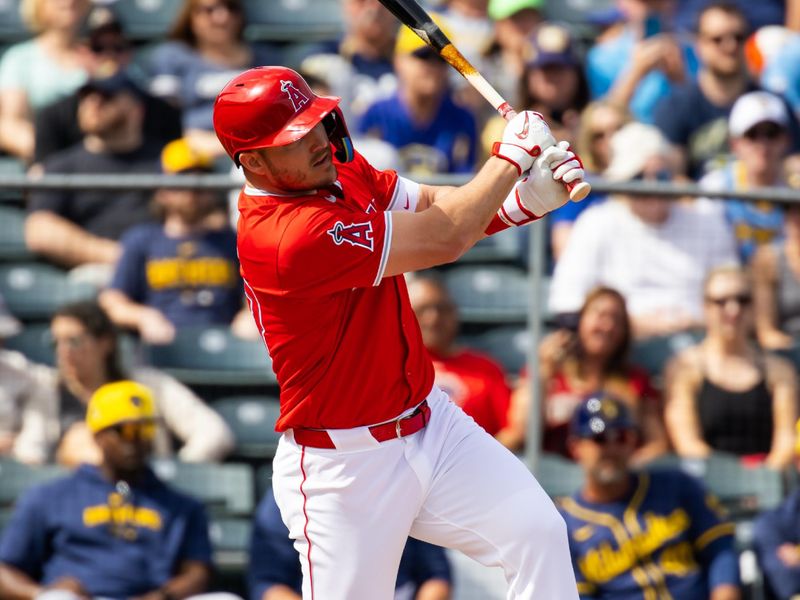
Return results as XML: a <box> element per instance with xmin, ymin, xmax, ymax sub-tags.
<box><xmin>0</xmin><ymin>380</ymin><xmax>217</xmax><ymax>600</ymax></box>
<box><xmin>33</xmin><ymin>5</ymin><xmax>181</xmax><ymax>165</ymax></box>
<box><xmin>25</xmin><ymin>71</ymin><xmax>163</xmax><ymax>271</ymax></box>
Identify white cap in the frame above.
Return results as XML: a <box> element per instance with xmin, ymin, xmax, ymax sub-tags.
<box><xmin>604</xmin><ymin>122</ymin><xmax>671</xmax><ymax>182</ymax></box>
<box><xmin>728</xmin><ymin>91</ymin><xmax>789</xmax><ymax>138</ymax></box>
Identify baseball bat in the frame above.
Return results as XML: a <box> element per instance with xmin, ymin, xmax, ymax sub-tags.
<box><xmin>377</xmin><ymin>0</ymin><xmax>591</xmax><ymax>202</ymax></box>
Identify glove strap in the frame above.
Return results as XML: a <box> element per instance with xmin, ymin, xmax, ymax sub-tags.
<box><xmin>485</xmin><ymin>181</ymin><xmax>541</xmax><ymax>235</ymax></box>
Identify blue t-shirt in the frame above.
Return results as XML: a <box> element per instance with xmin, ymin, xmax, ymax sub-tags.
<box><xmin>673</xmin><ymin>0</ymin><xmax>785</xmax><ymax>33</ymax></box>
<box><xmin>110</xmin><ymin>223</ymin><xmax>242</xmax><ymax>327</ymax></box>
<box><xmin>147</xmin><ymin>41</ymin><xmax>282</xmax><ymax>132</ymax></box>
<box><xmin>754</xmin><ymin>487</ymin><xmax>800</xmax><ymax>599</ymax></box>
<box><xmin>0</xmin><ymin>464</ymin><xmax>212</xmax><ymax>599</ymax></box>
<box><xmin>586</xmin><ymin>27</ymin><xmax>699</xmax><ymax>124</ymax></box>
<box><xmin>559</xmin><ymin>469</ymin><xmax>739</xmax><ymax>600</ymax></box>
<box><xmin>357</xmin><ymin>92</ymin><xmax>477</xmax><ymax>174</ymax></box>
<box><xmin>247</xmin><ymin>490</ymin><xmax>452</xmax><ymax>599</ymax></box>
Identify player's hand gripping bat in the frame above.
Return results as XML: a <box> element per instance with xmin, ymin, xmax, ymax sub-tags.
<box><xmin>377</xmin><ymin>0</ymin><xmax>591</xmax><ymax>201</ymax></box>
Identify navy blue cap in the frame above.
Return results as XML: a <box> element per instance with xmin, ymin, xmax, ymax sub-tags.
<box><xmin>570</xmin><ymin>393</ymin><xmax>636</xmax><ymax>438</ymax></box>
<box><xmin>525</xmin><ymin>24</ymin><xmax>579</xmax><ymax>69</ymax></box>
<box><xmin>79</xmin><ymin>69</ymin><xmax>144</xmax><ymax>100</ymax></box>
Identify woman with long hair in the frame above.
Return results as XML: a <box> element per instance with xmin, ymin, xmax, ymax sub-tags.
<box><xmin>666</xmin><ymin>266</ymin><xmax>797</xmax><ymax>469</ymax></box>
<box><xmin>146</xmin><ymin>0</ymin><xmax>280</xmax><ymax>157</ymax></box>
<box><xmin>508</xmin><ymin>286</ymin><xmax>668</xmax><ymax>463</ymax></box>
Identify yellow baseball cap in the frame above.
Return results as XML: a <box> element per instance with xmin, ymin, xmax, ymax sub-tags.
<box><xmin>395</xmin><ymin>13</ymin><xmax>453</xmax><ymax>57</ymax></box>
<box><xmin>161</xmin><ymin>138</ymin><xmax>214</xmax><ymax>174</ymax></box>
<box><xmin>86</xmin><ymin>381</ymin><xmax>156</xmax><ymax>434</ymax></box>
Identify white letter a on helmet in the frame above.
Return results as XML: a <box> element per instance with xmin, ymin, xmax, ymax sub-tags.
<box><xmin>281</xmin><ymin>80</ymin><xmax>310</xmax><ymax>112</ymax></box>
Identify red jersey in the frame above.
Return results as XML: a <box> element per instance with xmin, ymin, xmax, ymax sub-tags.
<box><xmin>237</xmin><ymin>152</ymin><xmax>434</xmax><ymax>431</ymax></box>
<box><xmin>428</xmin><ymin>349</ymin><xmax>511</xmax><ymax>436</ymax></box>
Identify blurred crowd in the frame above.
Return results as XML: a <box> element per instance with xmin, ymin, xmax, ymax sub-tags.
<box><xmin>4</xmin><ymin>0</ymin><xmax>800</xmax><ymax>597</ymax></box>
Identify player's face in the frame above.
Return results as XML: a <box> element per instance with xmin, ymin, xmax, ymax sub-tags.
<box><xmin>244</xmin><ymin>122</ymin><xmax>337</xmax><ymax>193</ymax></box>
<box><xmin>578</xmin><ymin>294</ymin><xmax>627</xmax><ymax>360</ymax></box>
<box><xmin>703</xmin><ymin>271</ymin><xmax>752</xmax><ymax>339</ymax></box>
<box><xmin>51</xmin><ymin>316</ymin><xmax>114</xmax><ymax>383</ymax></box>
<box><xmin>573</xmin><ymin>428</ymin><xmax>636</xmax><ymax>485</ymax></box>
<box><xmin>409</xmin><ymin>279</ymin><xmax>459</xmax><ymax>355</ymax></box>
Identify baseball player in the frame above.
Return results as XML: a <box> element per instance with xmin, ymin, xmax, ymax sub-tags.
<box><xmin>212</xmin><ymin>65</ymin><xmax>584</xmax><ymax>600</ymax></box>
<box><xmin>561</xmin><ymin>393</ymin><xmax>740</xmax><ymax>600</ymax></box>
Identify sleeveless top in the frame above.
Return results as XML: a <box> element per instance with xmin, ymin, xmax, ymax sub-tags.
<box><xmin>697</xmin><ymin>359</ymin><xmax>773</xmax><ymax>456</ymax></box>
<box><xmin>776</xmin><ymin>243</ymin><xmax>800</xmax><ymax>336</ymax></box>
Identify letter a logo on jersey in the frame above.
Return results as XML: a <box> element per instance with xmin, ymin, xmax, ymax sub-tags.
<box><xmin>327</xmin><ymin>221</ymin><xmax>374</xmax><ymax>251</ymax></box>
<box><xmin>281</xmin><ymin>80</ymin><xmax>309</xmax><ymax>112</ymax></box>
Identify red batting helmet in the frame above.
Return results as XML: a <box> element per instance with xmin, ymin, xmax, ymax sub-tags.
<box><xmin>213</xmin><ymin>66</ymin><xmax>354</xmax><ymax>166</ymax></box>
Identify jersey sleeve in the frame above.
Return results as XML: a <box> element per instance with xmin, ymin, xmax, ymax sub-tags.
<box><xmin>176</xmin><ymin>500</ymin><xmax>213</xmax><ymax>565</ymax></box>
<box><xmin>109</xmin><ymin>227</ymin><xmax>150</xmax><ymax>301</ymax></box>
<box><xmin>276</xmin><ymin>203</ymin><xmax>392</xmax><ymax>295</ymax></box>
<box><xmin>353</xmin><ymin>151</ymin><xmax>420</xmax><ymax>213</ymax></box>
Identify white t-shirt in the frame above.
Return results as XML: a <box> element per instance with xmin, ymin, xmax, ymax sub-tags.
<box><xmin>548</xmin><ymin>198</ymin><xmax>739</xmax><ymax>321</ymax></box>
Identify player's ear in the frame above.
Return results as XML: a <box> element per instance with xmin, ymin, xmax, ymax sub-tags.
<box><xmin>239</xmin><ymin>151</ymin><xmax>264</xmax><ymax>173</ymax></box>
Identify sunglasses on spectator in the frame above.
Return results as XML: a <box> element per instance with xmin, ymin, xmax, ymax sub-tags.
<box><xmin>743</xmin><ymin>123</ymin><xmax>784</xmax><ymax>141</ymax></box>
<box><xmin>51</xmin><ymin>334</ymin><xmax>88</xmax><ymax>350</ymax></box>
<box><xmin>193</xmin><ymin>0</ymin><xmax>240</xmax><ymax>15</ymax></box>
<box><xmin>582</xmin><ymin>428</ymin><xmax>634</xmax><ymax>446</ymax></box>
<box><xmin>705</xmin><ymin>294</ymin><xmax>752</xmax><ymax>307</ymax></box>
<box><xmin>702</xmin><ymin>31</ymin><xmax>747</xmax><ymax>46</ymax></box>
<box><xmin>631</xmin><ymin>169</ymin><xmax>672</xmax><ymax>182</ymax></box>
<box><xmin>107</xmin><ymin>421</ymin><xmax>157</xmax><ymax>442</ymax></box>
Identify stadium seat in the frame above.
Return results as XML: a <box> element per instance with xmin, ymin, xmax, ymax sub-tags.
<box><xmin>463</xmin><ymin>325</ymin><xmax>531</xmax><ymax>376</ymax></box>
<box><xmin>0</xmin><ymin>205</ymin><xmax>32</xmax><ymax>261</ymax></box>
<box><xmin>461</xmin><ymin>227</ymin><xmax>523</xmax><ymax>263</ymax></box>
<box><xmin>3</xmin><ymin>323</ymin><xmax>54</xmax><ymax>365</ymax></box>
<box><xmin>443</xmin><ymin>265</ymin><xmax>534</xmax><ymax>323</ymax></box>
<box><xmin>243</xmin><ymin>0</ymin><xmax>344</xmax><ymax>42</ymax></box>
<box><xmin>256</xmin><ymin>463</ymin><xmax>273</xmax><ymax>497</ymax></box>
<box><xmin>143</xmin><ymin>326</ymin><xmax>277</xmax><ymax>386</ymax></box>
<box><xmin>0</xmin><ymin>0</ymin><xmax>26</xmax><ymax>43</ymax></box>
<box><xmin>0</xmin><ymin>459</ymin><xmax>66</xmax><ymax>507</ymax></box>
<box><xmin>151</xmin><ymin>460</ymin><xmax>255</xmax><ymax>516</ymax></box>
<box><xmin>630</xmin><ymin>330</ymin><xmax>704</xmax><ymax>379</ymax></box>
<box><xmin>0</xmin><ymin>263</ymin><xmax>96</xmax><ymax>320</ymax></box>
<box><xmin>536</xmin><ymin>453</ymin><xmax>583</xmax><ymax>499</ymax></box>
<box><xmin>0</xmin><ymin>156</ymin><xmax>25</xmax><ymax>202</ymax></box>
<box><xmin>542</xmin><ymin>0</ymin><xmax>617</xmax><ymax>30</ymax></box>
<box><xmin>209</xmin><ymin>517</ymin><xmax>251</xmax><ymax>570</ymax></box>
<box><xmin>109</xmin><ymin>0</ymin><xmax>184</xmax><ymax>40</ymax></box>
<box><xmin>214</xmin><ymin>396</ymin><xmax>282</xmax><ymax>458</ymax></box>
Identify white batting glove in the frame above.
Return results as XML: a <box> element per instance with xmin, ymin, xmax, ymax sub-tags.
<box><xmin>495</xmin><ymin>141</ymin><xmax>586</xmax><ymax>227</ymax></box>
<box><xmin>491</xmin><ymin>111</ymin><xmax>556</xmax><ymax>175</ymax></box>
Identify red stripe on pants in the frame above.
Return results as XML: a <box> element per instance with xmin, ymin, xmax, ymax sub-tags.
<box><xmin>300</xmin><ymin>446</ymin><xmax>315</xmax><ymax>599</ymax></box>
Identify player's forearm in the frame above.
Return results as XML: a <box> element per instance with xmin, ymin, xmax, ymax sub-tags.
<box><xmin>25</xmin><ymin>211</ymin><xmax>120</xmax><ymax>266</ymax></box>
<box><xmin>0</xmin><ymin>564</ymin><xmax>44</xmax><ymax>600</ymax></box>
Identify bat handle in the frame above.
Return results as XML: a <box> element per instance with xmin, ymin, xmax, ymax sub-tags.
<box><xmin>499</xmin><ymin>106</ymin><xmax>591</xmax><ymax>202</ymax></box>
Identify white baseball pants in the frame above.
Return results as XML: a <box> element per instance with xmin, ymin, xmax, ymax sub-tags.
<box><xmin>271</xmin><ymin>386</ymin><xmax>578</xmax><ymax>600</ymax></box>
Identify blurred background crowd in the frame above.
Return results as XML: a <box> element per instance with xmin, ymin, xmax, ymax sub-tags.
<box><xmin>3</xmin><ymin>0</ymin><xmax>800</xmax><ymax>598</ymax></box>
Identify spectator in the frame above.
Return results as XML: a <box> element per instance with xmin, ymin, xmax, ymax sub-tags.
<box><xmin>0</xmin><ymin>380</ymin><xmax>232</xmax><ymax>600</ymax></box>
<box><xmin>99</xmin><ymin>138</ymin><xmax>244</xmax><ymax>345</ymax></box>
<box><xmin>299</xmin><ymin>0</ymin><xmax>399</xmax><ymax>123</ymax></box>
<box><xmin>34</xmin><ymin>5</ymin><xmax>183</xmax><ymax>165</ymax></box>
<box><xmin>248</xmin><ymin>488</ymin><xmax>452</xmax><ymax>600</ymax></box>
<box><xmin>753</xmin><ymin>190</ymin><xmax>800</xmax><ymax>350</ymax></box>
<box><xmin>698</xmin><ymin>90</ymin><xmax>792</xmax><ymax>263</ymax></box>
<box><xmin>560</xmin><ymin>393</ymin><xmax>741</xmax><ymax>600</ymax></box>
<box><xmin>407</xmin><ymin>273</ymin><xmax>515</xmax><ymax>447</ymax></box>
<box><xmin>587</xmin><ymin>0</ymin><xmax>698</xmax><ymax>123</ymax></box>
<box><xmin>357</xmin><ymin>17</ymin><xmax>478</xmax><ymax>174</ymax></box>
<box><xmin>0</xmin><ymin>295</ymin><xmax>49</xmax><ymax>463</ymax></box>
<box><xmin>753</xmin><ymin>429</ymin><xmax>800</xmax><ymax>600</ymax></box>
<box><xmin>654</xmin><ymin>2</ymin><xmax>755</xmax><ymax>177</ymax></box>
<box><xmin>548</xmin><ymin>100</ymin><xmax>631</xmax><ymax>260</ymax></box>
<box><xmin>0</xmin><ymin>0</ymin><xmax>90</xmax><ymax>160</ymax></box>
<box><xmin>13</xmin><ymin>301</ymin><xmax>234</xmax><ymax>466</ymax></box>
<box><xmin>665</xmin><ymin>265</ymin><xmax>797</xmax><ymax>469</ymax></box>
<box><xmin>548</xmin><ymin>122</ymin><xmax>738</xmax><ymax>338</ymax></box>
<box><xmin>480</xmin><ymin>24</ymin><xmax>589</xmax><ymax>160</ymax></box>
<box><xmin>757</xmin><ymin>26</ymin><xmax>800</xmax><ymax>116</ymax></box>
<box><xmin>440</xmin><ymin>0</ymin><xmax>494</xmax><ymax>69</ymax></box>
<box><xmin>674</xmin><ymin>0</ymin><xmax>800</xmax><ymax>34</ymax></box>
<box><xmin>486</xmin><ymin>0</ymin><xmax>543</xmax><ymax>83</ymax></box>
<box><xmin>24</xmin><ymin>71</ymin><xmax>163</xmax><ymax>279</ymax></box>
<box><xmin>509</xmin><ymin>286</ymin><xmax>668</xmax><ymax>462</ymax></box>
<box><xmin>146</xmin><ymin>0</ymin><xmax>281</xmax><ymax>158</ymax></box>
